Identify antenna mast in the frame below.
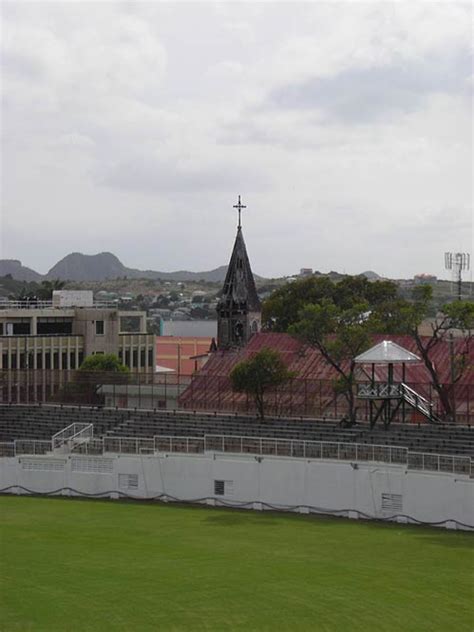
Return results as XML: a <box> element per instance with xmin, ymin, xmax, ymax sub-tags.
<box><xmin>445</xmin><ymin>252</ymin><xmax>470</xmax><ymax>301</ymax></box>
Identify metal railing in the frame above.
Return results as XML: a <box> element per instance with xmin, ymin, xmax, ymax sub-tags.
<box><xmin>0</xmin><ymin>434</ymin><xmax>472</xmax><ymax>477</ymax></box>
<box><xmin>400</xmin><ymin>383</ymin><xmax>434</xmax><ymax>418</ymax></box>
<box><xmin>0</xmin><ymin>300</ymin><xmax>118</xmax><ymax>310</ymax></box>
<box><xmin>407</xmin><ymin>451</ymin><xmax>472</xmax><ymax>476</ymax></box>
<box><xmin>52</xmin><ymin>422</ymin><xmax>93</xmax><ymax>450</ymax></box>
<box><xmin>0</xmin><ymin>439</ymin><xmax>52</xmax><ymax>457</ymax></box>
<box><xmin>358</xmin><ymin>383</ymin><xmax>401</xmax><ymax>398</ymax></box>
<box><xmin>204</xmin><ymin>435</ymin><xmax>410</xmax><ymax>464</ymax></box>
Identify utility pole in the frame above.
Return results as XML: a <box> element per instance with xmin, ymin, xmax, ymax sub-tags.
<box><xmin>449</xmin><ymin>333</ymin><xmax>456</xmax><ymax>424</ymax></box>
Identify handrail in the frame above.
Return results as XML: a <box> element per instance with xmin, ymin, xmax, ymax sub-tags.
<box><xmin>357</xmin><ymin>381</ymin><xmax>439</xmax><ymax>422</ymax></box>
<box><xmin>52</xmin><ymin>422</ymin><xmax>93</xmax><ymax>449</ymax></box>
<box><xmin>1</xmin><ymin>434</ymin><xmax>472</xmax><ymax>477</ymax></box>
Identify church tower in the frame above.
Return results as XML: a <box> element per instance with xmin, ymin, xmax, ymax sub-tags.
<box><xmin>216</xmin><ymin>196</ymin><xmax>262</xmax><ymax>349</ymax></box>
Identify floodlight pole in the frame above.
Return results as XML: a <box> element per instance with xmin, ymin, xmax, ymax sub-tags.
<box><xmin>444</xmin><ymin>252</ymin><xmax>470</xmax><ymax>301</ymax></box>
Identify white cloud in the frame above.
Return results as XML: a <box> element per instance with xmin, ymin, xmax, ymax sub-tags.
<box><xmin>1</xmin><ymin>1</ymin><xmax>472</xmax><ymax>279</ymax></box>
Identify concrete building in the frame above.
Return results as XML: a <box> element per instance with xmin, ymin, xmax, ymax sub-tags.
<box><xmin>0</xmin><ymin>295</ymin><xmax>155</xmax><ymax>372</ymax></box>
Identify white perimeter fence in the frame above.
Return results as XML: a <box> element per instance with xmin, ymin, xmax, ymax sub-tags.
<box><xmin>0</xmin><ymin>434</ymin><xmax>472</xmax><ymax>477</ymax></box>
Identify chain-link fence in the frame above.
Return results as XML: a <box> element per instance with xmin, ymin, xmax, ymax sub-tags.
<box><xmin>0</xmin><ymin>370</ymin><xmax>472</xmax><ymax>423</ymax></box>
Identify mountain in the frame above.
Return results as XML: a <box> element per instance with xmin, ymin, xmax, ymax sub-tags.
<box><xmin>46</xmin><ymin>252</ymin><xmax>129</xmax><ymax>281</ymax></box>
<box><xmin>0</xmin><ymin>259</ymin><xmax>43</xmax><ymax>282</ymax></box>
<box><xmin>44</xmin><ymin>252</ymin><xmax>239</xmax><ymax>282</ymax></box>
<box><xmin>0</xmin><ymin>251</ymin><xmax>250</xmax><ymax>283</ymax></box>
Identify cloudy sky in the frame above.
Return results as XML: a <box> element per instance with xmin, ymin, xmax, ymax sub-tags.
<box><xmin>1</xmin><ymin>1</ymin><xmax>472</xmax><ymax>279</ymax></box>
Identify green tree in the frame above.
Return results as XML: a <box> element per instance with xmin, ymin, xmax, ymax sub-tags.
<box><xmin>36</xmin><ymin>279</ymin><xmax>66</xmax><ymax>300</ymax></box>
<box><xmin>290</xmin><ymin>301</ymin><xmax>371</xmax><ymax>423</ymax></box>
<box><xmin>79</xmin><ymin>354</ymin><xmax>129</xmax><ymax>373</ymax></box>
<box><xmin>262</xmin><ymin>276</ymin><xmax>398</xmax><ymax>331</ymax></box>
<box><xmin>370</xmin><ymin>287</ymin><xmax>474</xmax><ymax>420</ymax></box>
<box><xmin>230</xmin><ymin>348</ymin><xmax>295</xmax><ymax>419</ymax></box>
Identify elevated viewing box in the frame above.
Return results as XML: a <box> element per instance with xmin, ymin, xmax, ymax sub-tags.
<box><xmin>355</xmin><ymin>340</ymin><xmax>439</xmax><ymax>427</ymax></box>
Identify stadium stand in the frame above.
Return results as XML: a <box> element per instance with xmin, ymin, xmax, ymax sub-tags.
<box><xmin>0</xmin><ymin>404</ymin><xmax>472</xmax><ymax>457</ymax></box>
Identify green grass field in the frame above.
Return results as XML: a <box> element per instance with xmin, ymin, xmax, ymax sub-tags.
<box><xmin>0</xmin><ymin>496</ymin><xmax>472</xmax><ymax>632</ymax></box>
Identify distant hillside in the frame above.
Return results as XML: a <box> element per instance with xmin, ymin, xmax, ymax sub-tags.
<box><xmin>0</xmin><ymin>252</ymin><xmax>254</xmax><ymax>283</ymax></box>
<box><xmin>360</xmin><ymin>270</ymin><xmax>381</xmax><ymax>280</ymax></box>
<box><xmin>0</xmin><ymin>259</ymin><xmax>42</xmax><ymax>282</ymax></box>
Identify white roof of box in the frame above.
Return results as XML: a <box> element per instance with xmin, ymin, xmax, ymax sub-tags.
<box><xmin>354</xmin><ymin>341</ymin><xmax>420</xmax><ymax>364</ymax></box>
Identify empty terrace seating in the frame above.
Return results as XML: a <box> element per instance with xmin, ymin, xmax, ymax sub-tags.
<box><xmin>0</xmin><ymin>404</ymin><xmax>473</xmax><ymax>457</ymax></box>
<box><xmin>106</xmin><ymin>411</ymin><xmax>474</xmax><ymax>457</ymax></box>
<box><xmin>0</xmin><ymin>404</ymin><xmax>127</xmax><ymax>442</ymax></box>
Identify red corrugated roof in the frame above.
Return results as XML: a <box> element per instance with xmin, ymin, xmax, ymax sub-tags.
<box><xmin>179</xmin><ymin>332</ymin><xmax>474</xmax><ymax>416</ymax></box>
<box><xmin>189</xmin><ymin>332</ymin><xmax>474</xmax><ymax>384</ymax></box>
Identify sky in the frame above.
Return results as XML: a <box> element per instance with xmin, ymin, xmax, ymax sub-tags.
<box><xmin>1</xmin><ymin>1</ymin><xmax>472</xmax><ymax>280</ymax></box>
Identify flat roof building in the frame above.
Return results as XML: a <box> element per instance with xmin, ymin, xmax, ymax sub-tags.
<box><xmin>0</xmin><ymin>295</ymin><xmax>155</xmax><ymax>372</ymax></box>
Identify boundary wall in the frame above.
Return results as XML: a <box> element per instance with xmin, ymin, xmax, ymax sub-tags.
<box><xmin>1</xmin><ymin>451</ymin><xmax>473</xmax><ymax>531</ymax></box>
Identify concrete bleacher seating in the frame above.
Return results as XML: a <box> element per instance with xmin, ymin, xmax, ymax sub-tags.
<box><xmin>0</xmin><ymin>404</ymin><xmax>472</xmax><ymax>457</ymax></box>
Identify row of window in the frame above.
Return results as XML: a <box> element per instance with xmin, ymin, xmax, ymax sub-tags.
<box><xmin>118</xmin><ymin>349</ymin><xmax>154</xmax><ymax>368</ymax></box>
<box><xmin>1</xmin><ymin>351</ymin><xmax>84</xmax><ymax>370</ymax></box>
<box><xmin>0</xmin><ymin>320</ymin><xmax>103</xmax><ymax>336</ymax></box>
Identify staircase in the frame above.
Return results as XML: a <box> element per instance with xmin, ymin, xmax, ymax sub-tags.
<box><xmin>399</xmin><ymin>383</ymin><xmax>441</xmax><ymax>423</ymax></box>
<box><xmin>52</xmin><ymin>422</ymin><xmax>94</xmax><ymax>453</ymax></box>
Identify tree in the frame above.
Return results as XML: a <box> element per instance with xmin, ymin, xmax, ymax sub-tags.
<box><xmin>262</xmin><ymin>277</ymin><xmax>397</xmax><ymax>423</ymax></box>
<box><xmin>290</xmin><ymin>301</ymin><xmax>371</xmax><ymax>423</ymax></box>
<box><xmin>262</xmin><ymin>276</ymin><xmax>398</xmax><ymax>331</ymax></box>
<box><xmin>230</xmin><ymin>348</ymin><xmax>295</xmax><ymax>419</ymax></box>
<box><xmin>371</xmin><ymin>287</ymin><xmax>474</xmax><ymax>420</ymax></box>
<box><xmin>79</xmin><ymin>354</ymin><xmax>129</xmax><ymax>373</ymax></box>
<box><xmin>31</xmin><ymin>279</ymin><xmax>66</xmax><ymax>300</ymax></box>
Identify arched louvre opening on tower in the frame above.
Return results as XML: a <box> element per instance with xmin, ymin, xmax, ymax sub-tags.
<box><xmin>216</xmin><ymin>200</ymin><xmax>261</xmax><ymax>349</ymax></box>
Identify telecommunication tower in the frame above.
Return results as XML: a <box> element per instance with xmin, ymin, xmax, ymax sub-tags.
<box><xmin>444</xmin><ymin>252</ymin><xmax>470</xmax><ymax>300</ymax></box>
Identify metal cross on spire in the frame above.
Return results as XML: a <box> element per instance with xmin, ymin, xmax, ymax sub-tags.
<box><xmin>233</xmin><ymin>195</ymin><xmax>246</xmax><ymax>229</ymax></box>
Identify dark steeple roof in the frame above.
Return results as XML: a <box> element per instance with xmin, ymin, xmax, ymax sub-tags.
<box><xmin>218</xmin><ymin>227</ymin><xmax>261</xmax><ymax>312</ymax></box>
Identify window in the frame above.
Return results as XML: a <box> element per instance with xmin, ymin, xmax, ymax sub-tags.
<box><xmin>37</xmin><ymin>318</ymin><xmax>73</xmax><ymax>335</ymax></box>
<box><xmin>95</xmin><ymin>320</ymin><xmax>104</xmax><ymax>335</ymax></box>
<box><xmin>214</xmin><ymin>480</ymin><xmax>234</xmax><ymax>496</ymax></box>
<box><xmin>119</xmin><ymin>473</ymin><xmax>139</xmax><ymax>489</ymax></box>
<box><xmin>71</xmin><ymin>457</ymin><xmax>113</xmax><ymax>474</ymax></box>
<box><xmin>381</xmin><ymin>493</ymin><xmax>403</xmax><ymax>514</ymax></box>
<box><xmin>13</xmin><ymin>322</ymin><xmax>30</xmax><ymax>335</ymax></box>
<box><xmin>214</xmin><ymin>480</ymin><xmax>225</xmax><ymax>495</ymax></box>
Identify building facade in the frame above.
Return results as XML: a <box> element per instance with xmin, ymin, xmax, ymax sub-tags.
<box><xmin>0</xmin><ymin>299</ymin><xmax>155</xmax><ymax>372</ymax></box>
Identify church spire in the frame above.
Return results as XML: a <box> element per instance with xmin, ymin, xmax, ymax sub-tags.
<box><xmin>216</xmin><ymin>197</ymin><xmax>262</xmax><ymax>349</ymax></box>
